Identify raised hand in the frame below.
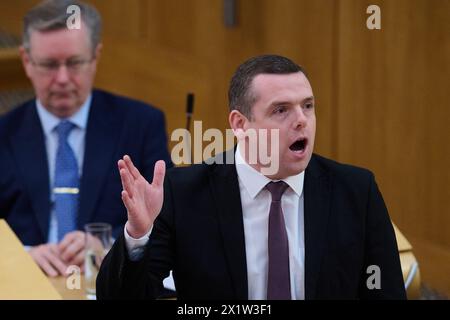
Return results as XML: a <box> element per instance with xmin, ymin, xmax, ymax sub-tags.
<box><xmin>118</xmin><ymin>155</ymin><xmax>166</xmax><ymax>239</ymax></box>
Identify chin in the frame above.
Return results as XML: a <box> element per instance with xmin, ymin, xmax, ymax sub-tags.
<box><xmin>55</xmin><ymin>109</ymin><xmax>74</xmax><ymax>117</ymax></box>
<box><xmin>281</xmin><ymin>160</ymin><xmax>310</xmax><ymax>177</ymax></box>
<box><xmin>51</xmin><ymin>103</ymin><xmax>77</xmax><ymax>117</ymax></box>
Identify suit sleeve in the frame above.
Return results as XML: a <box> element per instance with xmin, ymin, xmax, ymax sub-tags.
<box><xmin>96</xmin><ymin>174</ymin><xmax>175</xmax><ymax>299</ymax></box>
<box><xmin>359</xmin><ymin>173</ymin><xmax>407</xmax><ymax>299</ymax></box>
<box><xmin>0</xmin><ymin>148</ymin><xmax>15</xmax><ymax>219</ymax></box>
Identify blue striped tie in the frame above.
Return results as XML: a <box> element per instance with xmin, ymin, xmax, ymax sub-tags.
<box><xmin>54</xmin><ymin>120</ymin><xmax>79</xmax><ymax>241</ymax></box>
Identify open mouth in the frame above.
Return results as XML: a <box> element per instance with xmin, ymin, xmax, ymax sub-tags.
<box><xmin>289</xmin><ymin>138</ymin><xmax>307</xmax><ymax>153</ymax></box>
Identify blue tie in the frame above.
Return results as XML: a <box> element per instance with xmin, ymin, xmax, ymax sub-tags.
<box><xmin>54</xmin><ymin>120</ymin><xmax>79</xmax><ymax>241</ymax></box>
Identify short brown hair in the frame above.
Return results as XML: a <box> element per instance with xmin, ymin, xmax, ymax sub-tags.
<box><xmin>228</xmin><ymin>54</ymin><xmax>308</xmax><ymax>119</ymax></box>
<box><xmin>23</xmin><ymin>0</ymin><xmax>102</xmax><ymax>53</ymax></box>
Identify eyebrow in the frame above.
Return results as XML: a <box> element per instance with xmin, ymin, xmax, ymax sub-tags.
<box><xmin>271</xmin><ymin>96</ymin><xmax>315</xmax><ymax>106</ymax></box>
<box><xmin>302</xmin><ymin>96</ymin><xmax>315</xmax><ymax>103</ymax></box>
<box><xmin>38</xmin><ymin>55</ymin><xmax>85</xmax><ymax>62</ymax></box>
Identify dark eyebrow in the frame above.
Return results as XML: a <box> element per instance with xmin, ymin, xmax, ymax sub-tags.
<box><xmin>38</xmin><ymin>58</ymin><xmax>59</xmax><ymax>63</ymax></box>
<box><xmin>303</xmin><ymin>96</ymin><xmax>315</xmax><ymax>103</ymax></box>
<box><xmin>271</xmin><ymin>96</ymin><xmax>315</xmax><ymax>107</ymax></box>
<box><xmin>68</xmin><ymin>55</ymin><xmax>86</xmax><ymax>60</ymax></box>
<box><xmin>38</xmin><ymin>55</ymin><xmax>85</xmax><ymax>63</ymax></box>
<box><xmin>271</xmin><ymin>101</ymin><xmax>291</xmax><ymax>107</ymax></box>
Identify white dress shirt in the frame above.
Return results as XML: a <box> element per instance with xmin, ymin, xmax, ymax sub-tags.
<box><xmin>125</xmin><ymin>143</ymin><xmax>305</xmax><ymax>299</ymax></box>
<box><xmin>235</xmin><ymin>144</ymin><xmax>305</xmax><ymax>300</ymax></box>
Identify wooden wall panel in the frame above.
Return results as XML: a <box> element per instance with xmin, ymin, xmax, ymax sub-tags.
<box><xmin>93</xmin><ymin>0</ymin><xmax>336</xmax><ymax>159</ymax></box>
<box><xmin>0</xmin><ymin>1</ymin><xmax>38</xmax><ymax>35</ymax></box>
<box><xmin>94</xmin><ymin>36</ymin><xmax>215</xmax><ymax>153</ymax></box>
<box><xmin>89</xmin><ymin>0</ymin><xmax>143</xmax><ymax>41</ymax></box>
<box><xmin>0</xmin><ymin>49</ymin><xmax>28</xmax><ymax>90</ymax></box>
<box><xmin>336</xmin><ymin>0</ymin><xmax>450</xmax><ymax>247</ymax></box>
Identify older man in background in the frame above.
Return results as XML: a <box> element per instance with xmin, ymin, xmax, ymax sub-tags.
<box><xmin>0</xmin><ymin>0</ymin><xmax>172</xmax><ymax>277</ymax></box>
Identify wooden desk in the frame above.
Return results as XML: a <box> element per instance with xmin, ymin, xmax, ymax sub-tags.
<box><xmin>393</xmin><ymin>224</ymin><xmax>421</xmax><ymax>299</ymax></box>
<box><xmin>0</xmin><ymin>218</ymin><xmax>420</xmax><ymax>299</ymax></box>
<box><xmin>0</xmin><ymin>220</ymin><xmax>61</xmax><ymax>299</ymax></box>
<box><xmin>44</xmin><ymin>224</ymin><xmax>423</xmax><ymax>300</ymax></box>
<box><xmin>48</xmin><ymin>276</ymin><xmax>88</xmax><ymax>300</ymax></box>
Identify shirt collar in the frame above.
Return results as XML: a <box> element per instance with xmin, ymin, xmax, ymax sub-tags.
<box><xmin>36</xmin><ymin>94</ymin><xmax>92</xmax><ymax>135</ymax></box>
<box><xmin>235</xmin><ymin>142</ymin><xmax>304</xmax><ymax>199</ymax></box>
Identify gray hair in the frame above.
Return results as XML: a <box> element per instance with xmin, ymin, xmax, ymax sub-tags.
<box><xmin>228</xmin><ymin>54</ymin><xmax>308</xmax><ymax>119</ymax></box>
<box><xmin>23</xmin><ymin>0</ymin><xmax>102</xmax><ymax>53</ymax></box>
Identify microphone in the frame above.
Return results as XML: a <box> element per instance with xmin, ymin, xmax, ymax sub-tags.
<box><xmin>186</xmin><ymin>93</ymin><xmax>194</xmax><ymax>132</ymax></box>
<box><xmin>185</xmin><ymin>93</ymin><xmax>195</xmax><ymax>165</ymax></box>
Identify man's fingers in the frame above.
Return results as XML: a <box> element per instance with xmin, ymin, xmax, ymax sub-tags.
<box><xmin>42</xmin><ymin>246</ymin><xmax>68</xmax><ymax>276</ymax></box>
<box><xmin>37</xmin><ymin>256</ymin><xmax>58</xmax><ymax>277</ymax></box>
<box><xmin>31</xmin><ymin>250</ymin><xmax>58</xmax><ymax>277</ymax></box>
<box><xmin>118</xmin><ymin>160</ymin><xmax>127</xmax><ymax>190</ymax></box>
<box><xmin>68</xmin><ymin>249</ymin><xmax>85</xmax><ymax>267</ymax></box>
<box><xmin>123</xmin><ymin>155</ymin><xmax>141</xmax><ymax>180</ymax></box>
<box><xmin>119</xmin><ymin>167</ymin><xmax>134</xmax><ymax>199</ymax></box>
<box><xmin>118</xmin><ymin>159</ymin><xmax>127</xmax><ymax>171</ymax></box>
<box><xmin>121</xmin><ymin>190</ymin><xmax>135</xmax><ymax>214</ymax></box>
<box><xmin>152</xmin><ymin>160</ymin><xmax>166</xmax><ymax>188</ymax></box>
<box><xmin>58</xmin><ymin>234</ymin><xmax>74</xmax><ymax>253</ymax></box>
<box><xmin>119</xmin><ymin>157</ymin><xmax>136</xmax><ymax>199</ymax></box>
<box><xmin>49</xmin><ymin>243</ymin><xmax>61</xmax><ymax>257</ymax></box>
<box><xmin>58</xmin><ymin>231</ymin><xmax>83</xmax><ymax>253</ymax></box>
<box><xmin>60</xmin><ymin>236</ymin><xmax>85</xmax><ymax>262</ymax></box>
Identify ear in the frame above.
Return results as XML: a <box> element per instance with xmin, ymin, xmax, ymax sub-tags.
<box><xmin>19</xmin><ymin>46</ymin><xmax>33</xmax><ymax>78</ymax></box>
<box><xmin>94</xmin><ymin>43</ymin><xmax>103</xmax><ymax>60</ymax></box>
<box><xmin>91</xmin><ymin>43</ymin><xmax>102</xmax><ymax>73</ymax></box>
<box><xmin>229</xmin><ymin>109</ymin><xmax>250</xmax><ymax>140</ymax></box>
<box><xmin>229</xmin><ymin>109</ymin><xmax>249</xmax><ymax>131</ymax></box>
<box><xmin>92</xmin><ymin>43</ymin><xmax>103</xmax><ymax>74</ymax></box>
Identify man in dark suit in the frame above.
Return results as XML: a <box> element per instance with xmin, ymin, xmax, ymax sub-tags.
<box><xmin>0</xmin><ymin>0</ymin><xmax>171</xmax><ymax>277</ymax></box>
<box><xmin>97</xmin><ymin>55</ymin><xmax>406</xmax><ymax>299</ymax></box>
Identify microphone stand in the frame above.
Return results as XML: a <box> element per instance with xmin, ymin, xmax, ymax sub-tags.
<box><xmin>185</xmin><ymin>93</ymin><xmax>194</xmax><ymax>165</ymax></box>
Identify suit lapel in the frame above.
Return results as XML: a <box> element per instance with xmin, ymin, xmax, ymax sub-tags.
<box><xmin>304</xmin><ymin>155</ymin><xmax>332</xmax><ymax>300</ymax></box>
<box><xmin>77</xmin><ymin>91</ymin><xmax>122</xmax><ymax>228</ymax></box>
<box><xmin>208</xmin><ymin>152</ymin><xmax>248</xmax><ymax>299</ymax></box>
<box><xmin>9</xmin><ymin>101</ymin><xmax>51</xmax><ymax>241</ymax></box>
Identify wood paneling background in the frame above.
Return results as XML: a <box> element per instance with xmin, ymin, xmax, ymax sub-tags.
<box><xmin>1</xmin><ymin>0</ymin><xmax>449</xmax><ymax>294</ymax></box>
<box><xmin>336</xmin><ymin>0</ymin><xmax>449</xmax><ymax>254</ymax></box>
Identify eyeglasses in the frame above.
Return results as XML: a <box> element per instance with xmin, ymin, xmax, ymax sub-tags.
<box><xmin>29</xmin><ymin>55</ymin><xmax>95</xmax><ymax>76</ymax></box>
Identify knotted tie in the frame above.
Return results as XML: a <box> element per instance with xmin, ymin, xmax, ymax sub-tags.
<box><xmin>54</xmin><ymin>120</ymin><xmax>79</xmax><ymax>241</ymax></box>
<box><xmin>266</xmin><ymin>181</ymin><xmax>291</xmax><ymax>300</ymax></box>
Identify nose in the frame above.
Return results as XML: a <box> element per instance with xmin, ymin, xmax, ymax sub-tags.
<box><xmin>294</xmin><ymin>106</ymin><xmax>307</xmax><ymax>129</ymax></box>
<box><xmin>54</xmin><ymin>64</ymin><xmax>70</xmax><ymax>84</ymax></box>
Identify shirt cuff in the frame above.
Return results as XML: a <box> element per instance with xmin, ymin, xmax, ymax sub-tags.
<box><xmin>124</xmin><ymin>222</ymin><xmax>152</xmax><ymax>261</ymax></box>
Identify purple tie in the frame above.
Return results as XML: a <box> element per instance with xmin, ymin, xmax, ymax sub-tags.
<box><xmin>266</xmin><ymin>181</ymin><xmax>291</xmax><ymax>300</ymax></box>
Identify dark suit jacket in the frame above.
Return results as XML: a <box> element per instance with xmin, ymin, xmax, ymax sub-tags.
<box><xmin>0</xmin><ymin>89</ymin><xmax>172</xmax><ymax>245</ymax></box>
<box><xmin>96</xmin><ymin>152</ymin><xmax>406</xmax><ymax>300</ymax></box>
